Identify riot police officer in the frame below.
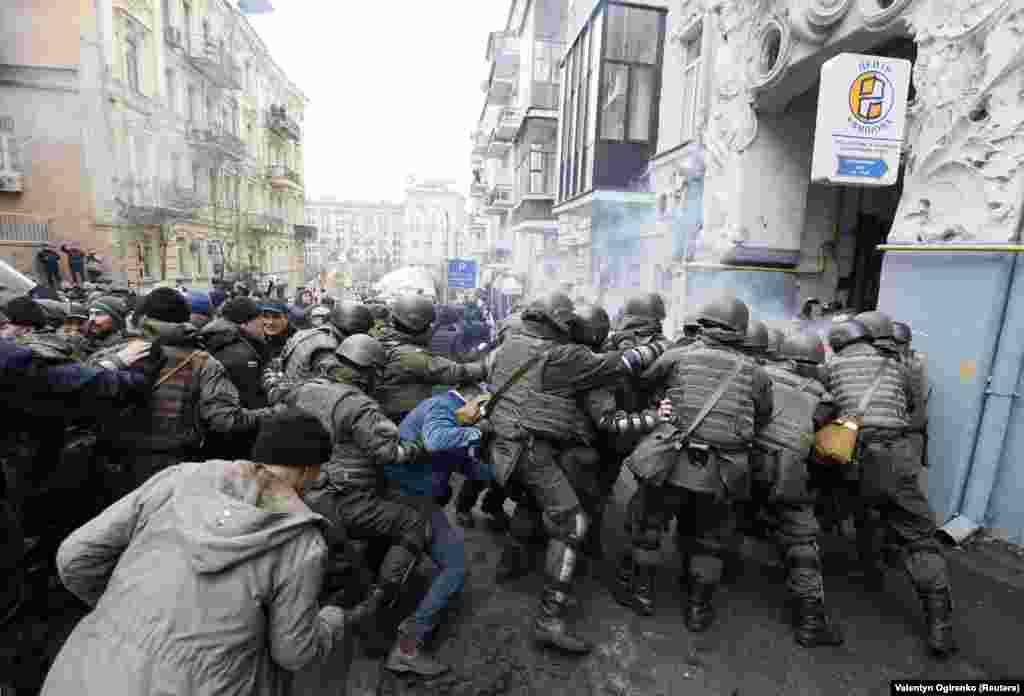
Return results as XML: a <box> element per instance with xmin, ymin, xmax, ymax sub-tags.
<box><xmin>280</xmin><ymin>300</ymin><xmax>373</xmax><ymax>382</ymax></box>
<box><xmin>617</xmin><ymin>293</ymin><xmax>772</xmax><ymax>631</ymax></box>
<box><xmin>824</xmin><ymin>312</ymin><xmax>954</xmax><ymax>657</ymax></box>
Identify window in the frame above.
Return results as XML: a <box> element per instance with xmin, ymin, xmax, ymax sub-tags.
<box><xmin>126</xmin><ymin>38</ymin><xmax>141</xmax><ymax>93</ymax></box>
<box><xmin>600</xmin><ymin>63</ymin><xmax>628</xmax><ymax>140</ymax></box>
<box><xmin>183</xmin><ymin>2</ymin><xmax>191</xmax><ymax>50</ymax></box>
<box><xmin>0</xmin><ymin>135</ymin><xmax>18</xmax><ymax>172</ymax></box>
<box><xmin>600</xmin><ymin>5</ymin><xmax>661</xmax><ymax>143</ymax></box>
<box><xmin>162</xmin><ymin>0</ymin><xmax>171</xmax><ymax>28</ymax></box>
<box><xmin>165</xmin><ymin>69</ymin><xmax>176</xmax><ymax>112</ymax></box>
<box><xmin>679</xmin><ymin>23</ymin><xmax>704</xmax><ymax>142</ymax></box>
<box><xmin>187</xmin><ymin>85</ymin><xmax>196</xmax><ymax>123</ymax></box>
<box><xmin>170</xmin><ymin>153</ymin><xmax>181</xmax><ymax>188</ymax></box>
<box><xmin>605</xmin><ymin>5</ymin><xmax>659</xmax><ymax>64</ymax></box>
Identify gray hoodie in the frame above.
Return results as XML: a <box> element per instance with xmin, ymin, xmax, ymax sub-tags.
<box><xmin>43</xmin><ymin>460</ymin><xmax>345</xmax><ymax>696</ymax></box>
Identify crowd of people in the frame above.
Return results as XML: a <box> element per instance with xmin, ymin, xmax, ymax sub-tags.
<box><xmin>0</xmin><ymin>283</ymin><xmax>951</xmax><ymax>694</ymax></box>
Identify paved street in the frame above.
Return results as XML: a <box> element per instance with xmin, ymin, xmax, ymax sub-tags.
<box><xmin>295</xmin><ymin>474</ymin><xmax>1017</xmax><ymax>696</ymax></box>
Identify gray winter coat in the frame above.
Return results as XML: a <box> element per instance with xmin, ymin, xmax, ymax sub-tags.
<box><xmin>42</xmin><ymin>459</ymin><xmax>345</xmax><ymax>696</ymax></box>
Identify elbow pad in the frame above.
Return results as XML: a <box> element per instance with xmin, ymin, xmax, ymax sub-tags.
<box><xmin>621</xmin><ymin>339</ymin><xmax>670</xmax><ymax>374</ymax></box>
<box><xmin>599</xmin><ymin>409</ymin><xmax>659</xmax><ymax>435</ymax></box>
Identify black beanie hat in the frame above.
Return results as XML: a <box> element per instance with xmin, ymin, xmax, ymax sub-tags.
<box><xmin>140</xmin><ymin>287</ymin><xmax>190</xmax><ymax>324</ymax></box>
<box><xmin>88</xmin><ymin>295</ymin><xmax>128</xmax><ymax>330</ymax></box>
<box><xmin>4</xmin><ymin>296</ymin><xmax>48</xmax><ymax>329</ymax></box>
<box><xmin>250</xmin><ymin>407</ymin><xmax>332</xmax><ymax>467</ymax></box>
<box><xmin>222</xmin><ymin>296</ymin><xmax>262</xmax><ymax>325</ymax></box>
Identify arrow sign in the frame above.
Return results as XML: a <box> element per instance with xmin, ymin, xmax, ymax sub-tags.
<box><xmin>837</xmin><ymin>156</ymin><xmax>888</xmax><ymax>178</ymax></box>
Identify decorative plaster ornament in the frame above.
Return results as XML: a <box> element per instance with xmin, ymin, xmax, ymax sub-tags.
<box><xmin>788</xmin><ymin>0</ymin><xmax>853</xmax><ymax>43</ymax></box>
<box><xmin>749</xmin><ymin>16</ymin><xmax>794</xmax><ymax>93</ymax></box>
<box><xmin>859</xmin><ymin>0</ymin><xmax>914</xmax><ymax>31</ymax></box>
<box><xmin>909</xmin><ymin>0</ymin><xmax>1010</xmax><ymax>41</ymax></box>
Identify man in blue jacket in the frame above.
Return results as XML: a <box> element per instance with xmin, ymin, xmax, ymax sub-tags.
<box><xmin>388</xmin><ymin>384</ymin><xmax>493</xmax><ymax>676</ymax></box>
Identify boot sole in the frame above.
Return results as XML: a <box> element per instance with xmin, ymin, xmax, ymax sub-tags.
<box><xmin>383</xmin><ymin>661</ymin><xmax>450</xmax><ymax>677</ymax></box>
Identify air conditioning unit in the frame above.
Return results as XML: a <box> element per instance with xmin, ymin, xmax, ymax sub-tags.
<box><xmin>0</xmin><ymin>173</ymin><xmax>23</xmax><ymax>193</ymax></box>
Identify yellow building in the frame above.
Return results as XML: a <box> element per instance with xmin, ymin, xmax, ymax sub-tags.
<box><xmin>0</xmin><ymin>0</ymin><xmax>311</xmax><ymax>295</ymax></box>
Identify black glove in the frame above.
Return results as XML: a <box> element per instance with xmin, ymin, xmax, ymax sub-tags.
<box><xmin>138</xmin><ymin>341</ymin><xmax>167</xmax><ymax>386</ymax></box>
<box><xmin>475</xmin><ymin>418</ymin><xmax>493</xmax><ymax>438</ymax></box>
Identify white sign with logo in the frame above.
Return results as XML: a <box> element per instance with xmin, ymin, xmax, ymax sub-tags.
<box><xmin>811</xmin><ymin>53</ymin><xmax>911</xmax><ymax>187</ymax></box>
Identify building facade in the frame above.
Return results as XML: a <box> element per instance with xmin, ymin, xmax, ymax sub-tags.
<box><xmin>304</xmin><ymin>196</ymin><xmax>406</xmax><ymax>294</ymax></box>
<box><xmin>471</xmin><ymin>0</ymin><xmax>568</xmax><ymax>299</ymax></box>
<box><xmin>0</xmin><ymin>0</ymin><xmax>312</xmax><ymax>296</ymax></box>
<box><xmin>403</xmin><ymin>178</ymin><xmax>467</xmax><ymax>271</ymax></box>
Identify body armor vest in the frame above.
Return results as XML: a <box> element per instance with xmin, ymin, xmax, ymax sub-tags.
<box><xmin>828</xmin><ymin>344</ymin><xmax>908</xmax><ymax>429</ymax></box>
<box><xmin>664</xmin><ymin>345</ymin><xmax>757</xmax><ymax>449</ymax></box>
<box><xmin>16</xmin><ymin>332</ymin><xmax>79</xmax><ymax>362</ymax></box>
<box><xmin>756</xmin><ymin>364</ymin><xmax>825</xmax><ymax>454</ymax></box>
<box><xmin>290</xmin><ymin>378</ymin><xmax>377</xmax><ymax>484</ymax></box>
<box><xmin>105</xmin><ymin>345</ymin><xmax>207</xmax><ymax>453</ymax></box>
<box><xmin>282</xmin><ymin>327</ymin><xmax>341</xmax><ymax>381</ymax></box>
<box><xmin>489</xmin><ymin>333</ymin><xmax>596</xmax><ymax>445</ymax></box>
<box><xmin>376</xmin><ymin>339</ymin><xmax>437</xmax><ymax>419</ymax></box>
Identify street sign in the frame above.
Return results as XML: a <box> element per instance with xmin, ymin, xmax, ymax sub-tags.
<box><xmin>447</xmin><ymin>258</ymin><xmax>477</xmax><ymax>289</ymax></box>
<box><xmin>811</xmin><ymin>53</ymin><xmax>911</xmax><ymax>187</ymax></box>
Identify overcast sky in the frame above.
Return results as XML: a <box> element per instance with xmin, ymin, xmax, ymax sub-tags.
<box><xmin>248</xmin><ymin>1</ymin><xmax>509</xmax><ymax>204</ymax></box>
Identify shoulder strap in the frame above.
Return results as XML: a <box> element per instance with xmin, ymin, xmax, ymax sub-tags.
<box><xmin>154</xmin><ymin>349</ymin><xmax>204</xmax><ymax>390</ymax></box>
<box><xmin>485</xmin><ymin>346</ymin><xmax>554</xmax><ymax>415</ymax></box>
<box><xmin>681</xmin><ymin>355</ymin><xmax>745</xmax><ymax>441</ymax></box>
<box><xmin>854</xmin><ymin>359</ymin><xmax>891</xmax><ymax>419</ymax></box>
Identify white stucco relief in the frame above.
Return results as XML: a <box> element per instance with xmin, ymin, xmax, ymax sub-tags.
<box><xmin>889</xmin><ymin>0</ymin><xmax>1024</xmax><ymax>242</ymax></box>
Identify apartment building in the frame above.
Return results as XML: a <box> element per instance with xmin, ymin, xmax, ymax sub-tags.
<box><xmin>304</xmin><ymin>196</ymin><xmax>405</xmax><ymax>292</ymax></box>
<box><xmin>471</xmin><ymin>0</ymin><xmax>568</xmax><ymax>297</ymax></box>
<box><xmin>0</xmin><ymin>0</ymin><xmax>312</xmax><ymax>295</ymax></box>
<box><xmin>404</xmin><ymin>179</ymin><xmax>467</xmax><ymax>270</ymax></box>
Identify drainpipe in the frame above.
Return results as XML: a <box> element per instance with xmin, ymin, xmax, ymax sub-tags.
<box><xmin>937</xmin><ymin>208</ymin><xmax>1024</xmax><ymax>544</ymax></box>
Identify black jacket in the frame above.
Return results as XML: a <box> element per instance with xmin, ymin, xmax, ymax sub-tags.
<box><xmin>200</xmin><ymin>318</ymin><xmax>268</xmax><ymax>410</ymax></box>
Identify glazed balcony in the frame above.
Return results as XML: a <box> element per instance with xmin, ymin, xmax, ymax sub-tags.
<box><xmin>188</xmin><ymin>35</ymin><xmax>242</xmax><ymax>90</ymax></box>
<box><xmin>268</xmin><ymin>164</ymin><xmax>303</xmax><ymax>191</ymax></box>
<box><xmin>493</xmin><ymin>107</ymin><xmax>523</xmax><ymax>141</ymax></box>
<box><xmin>516</xmin><ymin>150</ymin><xmax>557</xmax><ymax>199</ymax></box>
<box><xmin>266</xmin><ymin>105</ymin><xmax>301</xmax><ymax>142</ymax></box>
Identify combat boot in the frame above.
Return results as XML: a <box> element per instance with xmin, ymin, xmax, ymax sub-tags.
<box><xmin>533</xmin><ymin>585</ymin><xmax>592</xmax><ymax>654</ymax></box>
<box><xmin>496</xmin><ymin>542</ymin><xmax>534</xmax><ymax>584</ymax></box>
<box><xmin>919</xmin><ymin>588</ymin><xmax>957</xmax><ymax>658</ymax></box>
<box><xmin>684</xmin><ymin>580</ymin><xmax>717</xmax><ymax>633</ymax></box>
<box><xmin>384</xmin><ymin>621</ymin><xmax>449</xmax><ymax>677</ymax></box>
<box><xmin>611</xmin><ymin>554</ymin><xmax>655</xmax><ymax>616</ymax></box>
<box><xmin>792</xmin><ymin>598</ymin><xmax>844</xmax><ymax>647</ymax></box>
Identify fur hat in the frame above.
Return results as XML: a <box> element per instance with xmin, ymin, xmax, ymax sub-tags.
<box><xmin>139</xmin><ymin>287</ymin><xmax>190</xmax><ymax>324</ymax></box>
<box><xmin>221</xmin><ymin>296</ymin><xmax>262</xmax><ymax>325</ymax></box>
<box><xmin>4</xmin><ymin>296</ymin><xmax>48</xmax><ymax>329</ymax></box>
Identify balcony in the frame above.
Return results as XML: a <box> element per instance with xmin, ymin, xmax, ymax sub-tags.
<box><xmin>486</xmin><ymin>133</ymin><xmax>512</xmax><ymax>158</ymax></box>
<box><xmin>248</xmin><ymin>211</ymin><xmax>286</xmax><ymax>233</ymax></box>
<box><xmin>268</xmin><ymin>164</ymin><xmax>303</xmax><ymax>191</ymax></box>
<box><xmin>187</xmin><ymin>123</ymin><xmax>246</xmax><ymax>161</ymax></box>
<box><xmin>494</xmin><ymin>107</ymin><xmax>523</xmax><ymax>141</ymax></box>
<box><xmin>471</xmin><ymin>130</ymin><xmax>489</xmax><ymax>157</ymax></box>
<box><xmin>516</xmin><ymin>150</ymin><xmax>557</xmax><ymax>199</ymax></box>
<box><xmin>484</xmin><ymin>31</ymin><xmax>519</xmax><ymax>101</ymax></box>
<box><xmin>485</xmin><ymin>184</ymin><xmax>513</xmax><ymax>214</ymax></box>
<box><xmin>188</xmin><ymin>35</ymin><xmax>242</xmax><ymax>90</ymax></box>
<box><xmin>115</xmin><ymin>177</ymin><xmax>198</xmax><ymax>225</ymax></box>
<box><xmin>266</xmin><ymin>105</ymin><xmax>301</xmax><ymax>142</ymax></box>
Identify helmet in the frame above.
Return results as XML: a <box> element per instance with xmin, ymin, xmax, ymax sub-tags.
<box><xmin>34</xmin><ymin>299</ymin><xmax>68</xmax><ymax>328</ymax></box>
<box><xmin>573</xmin><ymin>304</ymin><xmax>610</xmax><ymax>349</ymax></box>
<box><xmin>497</xmin><ymin>313</ymin><xmax>522</xmax><ymax>343</ymax></box>
<box><xmin>310</xmin><ymin>305</ymin><xmax>331</xmax><ymax>321</ymax></box>
<box><xmin>681</xmin><ymin>313</ymin><xmax>701</xmax><ymax>338</ymax></box>
<box><xmin>523</xmin><ymin>292</ymin><xmax>576</xmax><ymax>334</ymax></box>
<box><xmin>391</xmin><ymin>295</ymin><xmax>436</xmax><ymax>333</ymax></box>
<box><xmin>623</xmin><ymin>292</ymin><xmax>666</xmax><ymax>321</ymax></box>
<box><xmin>892</xmin><ymin>321</ymin><xmax>912</xmax><ymax>345</ymax></box>
<box><xmin>778</xmin><ymin>331</ymin><xmax>826</xmax><ymax>364</ymax></box>
<box><xmin>337</xmin><ymin>334</ymin><xmax>386</xmax><ymax>369</ymax></box>
<box><xmin>695</xmin><ymin>292</ymin><xmax>749</xmax><ymax>334</ymax></box>
<box><xmin>368</xmin><ymin>303</ymin><xmax>390</xmax><ymax>322</ymax></box>
<box><xmin>320</xmin><ymin>295</ymin><xmax>336</xmax><ymax>308</ymax></box>
<box><xmin>741</xmin><ymin>319</ymin><xmax>770</xmax><ymax>352</ymax></box>
<box><xmin>765</xmin><ymin>327</ymin><xmax>785</xmax><ymax>357</ymax></box>
<box><xmin>329</xmin><ymin>301</ymin><xmax>373</xmax><ymax>336</ymax></box>
<box><xmin>854</xmin><ymin>310</ymin><xmax>893</xmax><ymax>341</ymax></box>
<box><xmin>828</xmin><ymin>319</ymin><xmax>871</xmax><ymax>352</ymax></box>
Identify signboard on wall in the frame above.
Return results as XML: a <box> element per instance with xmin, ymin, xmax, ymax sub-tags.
<box><xmin>811</xmin><ymin>53</ymin><xmax>911</xmax><ymax>188</ymax></box>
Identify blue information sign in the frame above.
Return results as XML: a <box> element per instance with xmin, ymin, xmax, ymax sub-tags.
<box><xmin>447</xmin><ymin>259</ymin><xmax>477</xmax><ymax>289</ymax></box>
<box><xmin>836</xmin><ymin>156</ymin><xmax>888</xmax><ymax>178</ymax></box>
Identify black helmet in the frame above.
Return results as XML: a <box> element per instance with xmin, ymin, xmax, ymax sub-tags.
<box><xmin>624</xmin><ymin>292</ymin><xmax>666</xmax><ymax>321</ymax></box>
<box><xmin>337</xmin><ymin>333</ymin><xmax>386</xmax><ymax>369</ymax></box>
<box><xmin>828</xmin><ymin>319</ymin><xmax>871</xmax><ymax>352</ymax></box>
<box><xmin>682</xmin><ymin>313</ymin><xmax>701</xmax><ymax>338</ymax></box>
<box><xmin>779</xmin><ymin>331</ymin><xmax>826</xmax><ymax>364</ymax></box>
<box><xmin>320</xmin><ymin>295</ymin><xmax>336</xmax><ymax>308</ymax></box>
<box><xmin>892</xmin><ymin>321</ymin><xmax>912</xmax><ymax>345</ymax></box>
<box><xmin>765</xmin><ymin>327</ymin><xmax>785</xmax><ymax>357</ymax></box>
<box><xmin>329</xmin><ymin>301</ymin><xmax>373</xmax><ymax>336</ymax></box>
<box><xmin>391</xmin><ymin>295</ymin><xmax>436</xmax><ymax>333</ymax></box>
<box><xmin>523</xmin><ymin>292</ymin><xmax>576</xmax><ymax>334</ymax></box>
<box><xmin>368</xmin><ymin>303</ymin><xmax>390</xmax><ymax>322</ymax></box>
<box><xmin>34</xmin><ymin>299</ymin><xmax>68</xmax><ymax>328</ymax></box>
<box><xmin>854</xmin><ymin>310</ymin><xmax>893</xmax><ymax>341</ymax></box>
<box><xmin>695</xmin><ymin>292</ymin><xmax>749</xmax><ymax>334</ymax></box>
<box><xmin>573</xmin><ymin>304</ymin><xmax>610</xmax><ymax>349</ymax></box>
<box><xmin>742</xmin><ymin>319</ymin><xmax>770</xmax><ymax>352</ymax></box>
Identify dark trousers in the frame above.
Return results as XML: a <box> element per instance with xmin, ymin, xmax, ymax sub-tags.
<box><xmin>454</xmin><ymin>478</ymin><xmax>507</xmax><ymax>516</ymax></box>
<box><xmin>44</xmin><ymin>267</ymin><xmax>61</xmax><ymax>288</ymax></box>
<box><xmin>69</xmin><ymin>265</ymin><xmax>83</xmax><ymax>285</ymax></box>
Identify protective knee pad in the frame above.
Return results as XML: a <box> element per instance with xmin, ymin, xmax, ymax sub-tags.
<box><xmin>902</xmin><ymin>539</ymin><xmax>950</xmax><ymax>593</ymax></box>
<box><xmin>545</xmin><ymin>506</ymin><xmax>589</xmax><ymax>548</ymax></box>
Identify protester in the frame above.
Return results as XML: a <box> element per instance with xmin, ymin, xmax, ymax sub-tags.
<box><xmin>61</xmin><ymin>244</ymin><xmax>86</xmax><ymax>286</ymax></box>
<box><xmin>41</xmin><ymin>408</ymin><xmax>349</xmax><ymax>696</ymax></box>
<box><xmin>188</xmin><ymin>290</ymin><xmax>214</xmax><ymax>328</ymax></box>
<box><xmin>261</xmin><ymin>300</ymin><xmax>293</xmax><ymax>360</ymax></box>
